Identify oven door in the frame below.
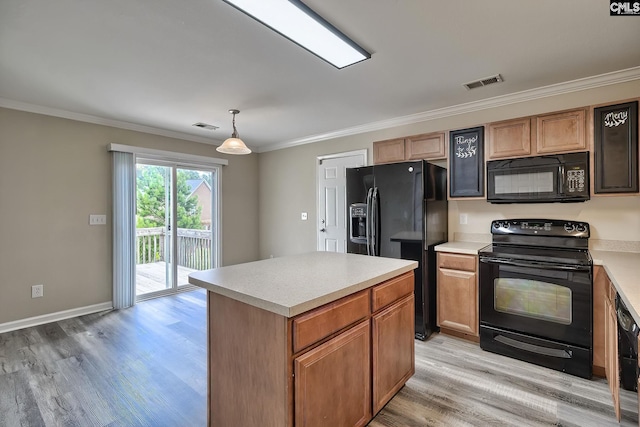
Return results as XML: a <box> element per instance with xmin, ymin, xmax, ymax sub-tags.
<box><xmin>479</xmin><ymin>256</ymin><xmax>592</xmax><ymax>348</ymax></box>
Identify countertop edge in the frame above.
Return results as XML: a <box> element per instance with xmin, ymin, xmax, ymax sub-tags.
<box><xmin>189</xmin><ymin>256</ymin><xmax>418</xmax><ymax>318</ymax></box>
<box><xmin>435</xmin><ymin>241</ymin><xmax>489</xmax><ymax>255</ymax></box>
<box><xmin>591</xmin><ymin>250</ymin><xmax>640</xmax><ymax>326</ymax></box>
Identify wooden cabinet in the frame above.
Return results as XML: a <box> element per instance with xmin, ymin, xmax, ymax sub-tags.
<box><xmin>604</xmin><ymin>277</ymin><xmax>621</xmax><ymax>422</ymax></box>
<box><xmin>406</xmin><ymin>133</ymin><xmax>446</xmax><ymax>160</ymax></box>
<box><xmin>372</xmin><ymin>292</ymin><xmax>415</xmax><ymax>414</ymax></box>
<box><xmin>293</xmin><ymin>290</ymin><xmax>369</xmax><ymax>353</ymax></box>
<box><xmin>488</xmin><ymin>117</ymin><xmax>532</xmax><ymax>159</ymax></box>
<box><xmin>593</xmin><ymin>266</ymin><xmax>607</xmax><ymax>376</ymax></box>
<box><xmin>373</xmin><ymin>138</ymin><xmax>405</xmax><ymax>164</ymax></box>
<box><xmin>436</xmin><ymin>252</ymin><xmax>478</xmax><ymax>338</ymax></box>
<box><xmin>487</xmin><ymin>108</ymin><xmax>587</xmax><ymax>159</ymax></box>
<box><xmin>295</xmin><ymin>320</ymin><xmax>371</xmax><ymax>427</ymax></box>
<box><xmin>536</xmin><ymin>108</ymin><xmax>587</xmax><ymax>154</ymax></box>
<box><xmin>374</xmin><ymin>132</ymin><xmax>446</xmax><ymax>164</ymax></box>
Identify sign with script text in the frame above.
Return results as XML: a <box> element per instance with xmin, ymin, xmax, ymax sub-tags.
<box><xmin>449</xmin><ymin>126</ymin><xmax>484</xmax><ymax>197</ymax></box>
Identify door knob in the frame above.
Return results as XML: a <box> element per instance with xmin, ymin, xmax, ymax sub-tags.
<box><xmin>320</xmin><ymin>228</ymin><xmax>326</xmax><ymax>232</ymax></box>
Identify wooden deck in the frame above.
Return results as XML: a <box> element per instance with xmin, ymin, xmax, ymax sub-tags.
<box><xmin>136</xmin><ymin>261</ymin><xmax>198</xmax><ymax>295</ymax></box>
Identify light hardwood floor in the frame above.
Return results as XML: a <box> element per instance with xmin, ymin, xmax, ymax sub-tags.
<box><xmin>0</xmin><ymin>289</ymin><xmax>637</xmax><ymax>426</ymax></box>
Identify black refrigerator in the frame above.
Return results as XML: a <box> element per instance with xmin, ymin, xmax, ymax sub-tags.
<box><xmin>346</xmin><ymin>160</ymin><xmax>448</xmax><ymax>340</ymax></box>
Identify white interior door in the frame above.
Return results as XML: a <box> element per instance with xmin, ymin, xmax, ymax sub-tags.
<box><xmin>317</xmin><ymin>150</ymin><xmax>367</xmax><ymax>252</ymax></box>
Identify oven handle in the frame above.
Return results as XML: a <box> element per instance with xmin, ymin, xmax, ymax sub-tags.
<box><xmin>494</xmin><ymin>334</ymin><xmax>572</xmax><ymax>359</ymax></box>
<box><xmin>479</xmin><ymin>256</ymin><xmax>590</xmax><ymax>272</ymax></box>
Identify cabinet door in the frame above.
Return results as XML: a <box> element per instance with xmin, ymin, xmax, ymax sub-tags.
<box><xmin>487</xmin><ymin>117</ymin><xmax>532</xmax><ymax>159</ymax></box>
<box><xmin>373</xmin><ymin>138</ymin><xmax>405</xmax><ymax>164</ymax></box>
<box><xmin>437</xmin><ymin>266</ymin><xmax>478</xmax><ymax>336</ymax></box>
<box><xmin>593</xmin><ymin>266</ymin><xmax>607</xmax><ymax>374</ymax></box>
<box><xmin>605</xmin><ymin>296</ymin><xmax>621</xmax><ymax>422</ymax></box>
<box><xmin>294</xmin><ymin>320</ymin><xmax>371</xmax><ymax>427</ymax></box>
<box><xmin>372</xmin><ymin>294</ymin><xmax>415</xmax><ymax>414</ymax></box>
<box><xmin>594</xmin><ymin>101</ymin><xmax>638</xmax><ymax>194</ymax></box>
<box><xmin>536</xmin><ymin>109</ymin><xmax>587</xmax><ymax>154</ymax></box>
<box><xmin>406</xmin><ymin>132</ymin><xmax>446</xmax><ymax>160</ymax></box>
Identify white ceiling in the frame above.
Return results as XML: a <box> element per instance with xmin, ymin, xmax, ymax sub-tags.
<box><xmin>1</xmin><ymin>0</ymin><xmax>639</xmax><ymax>152</ymax></box>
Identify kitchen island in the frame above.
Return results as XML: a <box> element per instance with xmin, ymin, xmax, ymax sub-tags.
<box><xmin>189</xmin><ymin>251</ymin><xmax>418</xmax><ymax>427</ymax></box>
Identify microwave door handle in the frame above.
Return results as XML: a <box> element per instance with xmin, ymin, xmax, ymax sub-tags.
<box><xmin>559</xmin><ymin>165</ymin><xmax>565</xmax><ymax>194</ymax></box>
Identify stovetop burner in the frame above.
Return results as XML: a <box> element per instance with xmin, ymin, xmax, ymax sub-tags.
<box><xmin>478</xmin><ymin>218</ymin><xmax>592</xmax><ymax>266</ymax></box>
<box><xmin>479</xmin><ymin>243</ymin><xmax>592</xmax><ymax>266</ymax></box>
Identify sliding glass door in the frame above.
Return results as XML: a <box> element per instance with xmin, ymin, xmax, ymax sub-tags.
<box><xmin>135</xmin><ymin>162</ymin><xmax>218</xmax><ymax>299</ymax></box>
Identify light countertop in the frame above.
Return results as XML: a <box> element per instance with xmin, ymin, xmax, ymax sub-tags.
<box><xmin>435</xmin><ymin>241</ymin><xmax>489</xmax><ymax>255</ymax></box>
<box><xmin>591</xmin><ymin>250</ymin><xmax>640</xmax><ymax>325</ymax></box>
<box><xmin>188</xmin><ymin>251</ymin><xmax>418</xmax><ymax>318</ymax></box>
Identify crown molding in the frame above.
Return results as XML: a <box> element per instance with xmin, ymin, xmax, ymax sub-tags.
<box><xmin>258</xmin><ymin>66</ymin><xmax>640</xmax><ymax>153</ymax></box>
<box><xmin>2</xmin><ymin>66</ymin><xmax>639</xmax><ymax>154</ymax></box>
<box><xmin>0</xmin><ymin>98</ymin><xmax>227</xmax><ymax>146</ymax></box>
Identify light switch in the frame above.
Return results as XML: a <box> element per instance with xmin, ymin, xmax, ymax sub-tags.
<box><xmin>90</xmin><ymin>214</ymin><xmax>107</xmax><ymax>225</ymax></box>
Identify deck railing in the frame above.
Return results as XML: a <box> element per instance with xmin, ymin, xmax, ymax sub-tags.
<box><xmin>136</xmin><ymin>227</ymin><xmax>212</xmax><ymax>270</ymax></box>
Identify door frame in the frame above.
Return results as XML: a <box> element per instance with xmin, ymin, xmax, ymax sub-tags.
<box><xmin>316</xmin><ymin>149</ymin><xmax>368</xmax><ymax>251</ymax></box>
<box><xmin>135</xmin><ymin>157</ymin><xmax>222</xmax><ymax>301</ymax></box>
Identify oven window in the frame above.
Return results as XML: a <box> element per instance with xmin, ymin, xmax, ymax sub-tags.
<box><xmin>494</xmin><ymin>171</ymin><xmax>554</xmax><ymax>194</ymax></box>
<box><xmin>494</xmin><ymin>278</ymin><xmax>572</xmax><ymax>325</ymax></box>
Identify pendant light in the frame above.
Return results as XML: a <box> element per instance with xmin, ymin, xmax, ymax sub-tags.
<box><xmin>216</xmin><ymin>109</ymin><xmax>252</xmax><ymax>155</ymax></box>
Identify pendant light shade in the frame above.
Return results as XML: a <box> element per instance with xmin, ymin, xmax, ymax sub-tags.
<box><xmin>216</xmin><ymin>109</ymin><xmax>252</xmax><ymax>155</ymax></box>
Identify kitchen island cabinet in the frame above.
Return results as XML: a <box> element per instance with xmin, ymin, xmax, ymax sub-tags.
<box><xmin>189</xmin><ymin>252</ymin><xmax>418</xmax><ymax>427</ymax></box>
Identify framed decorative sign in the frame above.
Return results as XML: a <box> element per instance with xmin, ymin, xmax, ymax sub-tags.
<box><xmin>594</xmin><ymin>101</ymin><xmax>638</xmax><ymax>194</ymax></box>
<box><xmin>449</xmin><ymin>126</ymin><xmax>484</xmax><ymax>198</ymax></box>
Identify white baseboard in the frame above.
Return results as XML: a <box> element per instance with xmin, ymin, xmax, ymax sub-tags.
<box><xmin>0</xmin><ymin>302</ymin><xmax>114</xmax><ymax>334</ymax></box>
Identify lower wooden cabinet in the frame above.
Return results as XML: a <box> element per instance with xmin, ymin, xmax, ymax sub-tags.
<box><xmin>372</xmin><ymin>294</ymin><xmax>415</xmax><ymax>414</ymax></box>
<box><xmin>593</xmin><ymin>266</ymin><xmax>608</xmax><ymax>375</ymax></box>
<box><xmin>604</xmin><ymin>282</ymin><xmax>621</xmax><ymax>422</ymax></box>
<box><xmin>436</xmin><ymin>252</ymin><xmax>479</xmax><ymax>337</ymax></box>
<box><xmin>295</xmin><ymin>321</ymin><xmax>371</xmax><ymax>427</ymax></box>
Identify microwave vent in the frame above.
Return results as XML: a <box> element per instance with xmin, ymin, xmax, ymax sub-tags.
<box><xmin>463</xmin><ymin>74</ymin><xmax>503</xmax><ymax>90</ymax></box>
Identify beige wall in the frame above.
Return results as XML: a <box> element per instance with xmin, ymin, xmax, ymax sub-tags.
<box><xmin>258</xmin><ymin>80</ymin><xmax>640</xmax><ymax>259</ymax></box>
<box><xmin>0</xmin><ymin>108</ymin><xmax>259</xmax><ymax>325</ymax></box>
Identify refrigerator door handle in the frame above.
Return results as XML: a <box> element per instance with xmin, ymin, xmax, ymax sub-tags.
<box><xmin>372</xmin><ymin>187</ymin><xmax>379</xmax><ymax>256</ymax></box>
<box><xmin>366</xmin><ymin>188</ymin><xmax>373</xmax><ymax>256</ymax></box>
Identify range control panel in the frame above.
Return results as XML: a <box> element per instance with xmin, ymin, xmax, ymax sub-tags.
<box><xmin>491</xmin><ymin>219</ymin><xmax>590</xmax><ymax>238</ymax></box>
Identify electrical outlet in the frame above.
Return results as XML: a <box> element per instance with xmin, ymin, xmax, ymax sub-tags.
<box><xmin>301</xmin><ymin>212</ymin><xmax>308</xmax><ymax>220</ymax></box>
<box><xmin>32</xmin><ymin>284</ymin><xmax>44</xmax><ymax>298</ymax></box>
<box><xmin>459</xmin><ymin>213</ymin><xmax>468</xmax><ymax>225</ymax></box>
<box><xmin>89</xmin><ymin>214</ymin><xmax>107</xmax><ymax>225</ymax></box>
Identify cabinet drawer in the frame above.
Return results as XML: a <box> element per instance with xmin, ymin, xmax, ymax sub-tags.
<box><xmin>372</xmin><ymin>272</ymin><xmax>414</xmax><ymax>312</ymax></box>
<box><xmin>438</xmin><ymin>253</ymin><xmax>476</xmax><ymax>272</ymax></box>
<box><xmin>293</xmin><ymin>291</ymin><xmax>370</xmax><ymax>353</ymax></box>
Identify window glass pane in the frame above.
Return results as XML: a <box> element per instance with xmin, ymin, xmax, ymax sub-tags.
<box><xmin>494</xmin><ymin>278</ymin><xmax>572</xmax><ymax>325</ymax></box>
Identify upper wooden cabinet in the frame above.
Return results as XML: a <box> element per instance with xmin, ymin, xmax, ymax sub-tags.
<box><xmin>487</xmin><ymin>108</ymin><xmax>587</xmax><ymax>159</ymax></box>
<box><xmin>406</xmin><ymin>133</ymin><xmax>447</xmax><ymax>160</ymax></box>
<box><xmin>488</xmin><ymin>117</ymin><xmax>532</xmax><ymax>159</ymax></box>
<box><xmin>374</xmin><ymin>132</ymin><xmax>446</xmax><ymax>164</ymax></box>
<box><xmin>536</xmin><ymin>108</ymin><xmax>587</xmax><ymax>154</ymax></box>
<box><xmin>373</xmin><ymin>138</ymin><xmax>405</xmax><ymax>164</ymax></box>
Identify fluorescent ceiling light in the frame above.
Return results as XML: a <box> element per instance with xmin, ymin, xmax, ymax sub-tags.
<box><xmin>223</xmin><ymin>0</ymin><xmax>371</xmax><ymax>69</ymax></box>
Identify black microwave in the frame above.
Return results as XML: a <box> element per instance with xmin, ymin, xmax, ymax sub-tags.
<box><xmin>487</xmin><ymin>152</ymin><xmax>590</xmax><ymax>203</ymax></box>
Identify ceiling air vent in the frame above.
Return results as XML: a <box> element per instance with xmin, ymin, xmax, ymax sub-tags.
<box><xmin>192</xmin><ymin>122</ymin><xmax>219</xmax><ymax>130</ymax></box>
<box><xmin>463</xmin><ymin>74</ymin><xmax>503</xmax><ymax>90</ymax></box>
